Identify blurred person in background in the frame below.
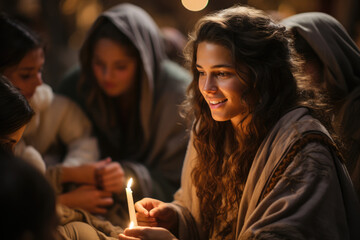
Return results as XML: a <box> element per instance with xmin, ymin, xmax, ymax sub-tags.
<box><xmin>59</xmin><ymin>3</ymin><xmax>190</xmax><ymax>227</ymax></box>
<box><xmin>0</xmin><ymin>13</ymin><xmax>126</xmax><ymax>220</ymax></box>
<box><xmin>0</xmin><ymin>75</ymin><xmax>123</xmax><ymax>240</ymax></box>
<box><xmin>282</xmin><ymin>12</ymin><xmax>360</xmax><ymax>200</ymax></box>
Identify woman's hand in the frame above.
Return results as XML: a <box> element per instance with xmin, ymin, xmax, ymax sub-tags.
<box><xmin>58</xmin><ymin>185</ymin><xmax>113</xmax><ymax>214</ymax></box>
<box><xmin>61</xmin><ymin>158</ymin><xmax>112</xmax><ymax>185</ymax></box>
<box><xmin>119</xmin><ymin>226</ymin><xmax>178</xmax><ymax>240</ymax></box>
<box><xmin>95</xmin><ymin>159</ymin><xmax>125</xmax><ymax>193</ymax></box>
<box><xmin>135</xmin><ymin>198</ymin><xmax>178</xmax><ymax>231</ymax></box>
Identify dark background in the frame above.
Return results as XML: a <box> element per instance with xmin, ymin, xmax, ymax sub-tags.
<box><xmin>1</xmin><ymin>0</ymin><xmax>359</xmax><ymax>88</ymax></box>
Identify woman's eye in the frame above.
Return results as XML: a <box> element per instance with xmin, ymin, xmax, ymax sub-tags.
<box><xmin>197</xmin><ymin>70</ymin><xmax>205</xmax><ymax>76</ymax></box>
<box><xmin>93</xmin><ymin>60</ymin><xmax>104</xmax><ymax>67</ymax></box>
<box><xmin>115</xmin><ymin>65</ymin><xmax>127</xmax><ymax>70</ymax></box>
<box><xmin>20</xmin><ymin>74</ymin><xmax>31</xmax><ymax>80</ymax></box>
<box><xmin>217</xmin><ymin>72</ymin><xmax>231</xmax><ymax>78</ymax></box>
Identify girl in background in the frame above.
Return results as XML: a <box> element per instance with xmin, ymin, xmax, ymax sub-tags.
<box><xmin>282</xmin><ymin>12</ymin><xmax>360</xmax><ymax>200</ymax></box>
<box><xmin>0</xmin><ymin>75</ymin><xmax>123</xmax><ymax>240</ymax></box>
<box><xmin>59</xmin><ymin>3</ymin><xmax>190</xmax><ymax>226</ymax></box>
<box><xmin>0</xmin><ymin>13</ymin><xmax>124</xmax><ymax>217</ymax></box>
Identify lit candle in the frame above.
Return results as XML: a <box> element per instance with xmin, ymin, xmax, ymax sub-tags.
<box><xmin>129</xmin><ymin>221</ymin><xmax>134</xmax><ymax>229</ymax></box>
<box><xmin>126</xmin><ymin>178</ymin><xmax>138</xmax><ymax>226</ymax></box>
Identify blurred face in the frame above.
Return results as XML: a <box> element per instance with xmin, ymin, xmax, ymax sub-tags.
<box><xmin>92</xmin><ymin>38</ymin><xmax>138</xmax><ymax>97</ymax></box>
<box><xmin>3</xmin><ymin>48</ymin><xmax>44</xmax><ymax>100</ymax></box>
<box><xmin>197</xmin><ymin>42</ymin><xmax>248</xmax><ymax>128</ymax></box>
<box><xmin>3</xmin><ymin>125</ymin><xmax>27</xmax><ymax>152</ymax></box>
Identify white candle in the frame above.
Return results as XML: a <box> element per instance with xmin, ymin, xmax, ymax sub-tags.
<box><xmin>129</xmin><ymin>221</ymin><xmax>134</xmax><ymax>229</ymax></box>
<box><xmin>126</xmin><ymin>178</ymin><xmax>138</xmax><ymax>226</ymax></box>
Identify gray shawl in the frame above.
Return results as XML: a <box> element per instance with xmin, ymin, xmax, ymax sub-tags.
<box><xmin>281</xmin><ymin>13</ymin><xmax>360</xmax><ymax>198</ymax></box>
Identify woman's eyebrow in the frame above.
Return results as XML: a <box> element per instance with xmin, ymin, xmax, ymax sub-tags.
<box><xmin>196</xmin><ymin>64</ymin><xmax>234</xmax><ymax>69</ymax></box>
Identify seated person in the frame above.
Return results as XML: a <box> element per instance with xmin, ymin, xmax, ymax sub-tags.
<box><xmin>58</xmin><ymin>3</ymin><xmax>191</xmax><ymax>226</ymax></box>
<box><xmin>0</xmin><ymin>14</ymin><xmax>125</xmax><ymax>217</ymax></box>
<box><xmin>120</xmin><ymin>5</ymin><xmax>360</xmax><ymax>240</ymax></box>
<box><xmin>0</xmin><ymin>75</ymin><xmax>123</xmax><ymax>240</ymax></box>
<box><xmin>282</xmin><ymin>12</ymin><xmax>360</xmax><ymax>200</ymax></box>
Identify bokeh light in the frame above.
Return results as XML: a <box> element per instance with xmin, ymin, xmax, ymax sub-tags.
<box><xmin>182</xmin><ymin>0</ymin><xmax>208</xmax><ymax>12</ymax></box>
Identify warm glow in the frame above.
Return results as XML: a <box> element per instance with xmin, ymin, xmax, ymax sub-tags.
<box><xmin>182</xmin><ymin>0</ymin><xmax>208</xmax><ymax>12</ymax></box>
<box><xmin>129</xmin><ymin>221</ymin><xmax>134</xmax><ymax>229</ymax></box>
<box><xmin>77</xmin><ymin>1</ymin><xmax>102</xmax><ymax>29</ymax></box>
<box><xmin>127</xmin><ymin>178</ymin><xmax>133</xmax><ymax>189</ymax></box>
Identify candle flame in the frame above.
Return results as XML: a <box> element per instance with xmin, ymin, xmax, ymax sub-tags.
<box><xmin>129</xmin><ymin>221</ymin><xmax>134</xmax><ymax>229</ymax></box>
<box><xmin>127</xmin><ymin>178</ymin><xmax>133</xmax><ymax>188</ymax></box>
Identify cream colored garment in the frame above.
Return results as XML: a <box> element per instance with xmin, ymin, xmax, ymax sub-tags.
<box><xmin>14</xmin><ymin>139</ymin><xmax>45</xmax><ymax>173</ymax></box>
<box><xmin>16</xmin><ymin>84</ymin><xmax>99</xmax><ymax>167</ymax></box>
<box><xmin>57</xmin><ymin>204</ymin><xmax>122</xmax><ymax>240</ymax></box>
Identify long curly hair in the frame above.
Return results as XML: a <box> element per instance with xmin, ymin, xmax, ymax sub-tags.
<box><xmin>182</xmin><ymin>5</ymin><xmax>301</xmax><ymax>237</ymax></box>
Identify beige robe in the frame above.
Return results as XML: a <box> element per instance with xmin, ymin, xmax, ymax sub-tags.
<box><xmin>15</xmin><ymin>84</ymin><xmax>99</xmax><ymax>168</ymax></box>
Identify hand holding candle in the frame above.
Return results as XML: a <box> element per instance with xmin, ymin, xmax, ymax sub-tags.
<box><xmin>126</xmin><ymin>178</ymin><xmax>138</xmax><ymax>226</ymax></box>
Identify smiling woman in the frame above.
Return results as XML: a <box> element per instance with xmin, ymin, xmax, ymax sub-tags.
<box><xmin>120</xmin><ymin>4</ymin><xmax>360</xmax><ymax>240</ymax></box>
<box><xmin>196</xmin><ymin>42</ymin><xmax>248</xmax><ymax>127</ymax></box>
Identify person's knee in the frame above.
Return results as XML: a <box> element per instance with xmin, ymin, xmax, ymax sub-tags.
<box><xmin>62</xmin><ymin>221</ymin><xmax>100</xmax><ymax>240</ymax></box>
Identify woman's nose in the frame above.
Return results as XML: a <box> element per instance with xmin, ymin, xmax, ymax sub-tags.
<box><xmin>102</xmin><ymin>67</ymin><xmax>112</xmax><ymax>81</ymax></box>
<box><xmin>202</xmin><ymin>75</ymin><xmax>217</xmax><ymax>93</ymax></box>
<box><xmin>34</xmin><ymin>72</ymin><xmax>43</xmax><ymax>87</ymax></box>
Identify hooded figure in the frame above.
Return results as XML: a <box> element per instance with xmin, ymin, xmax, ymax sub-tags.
<box><xmin>58</xmin><ymin>3</ymin><xmax>190</xmax><ymax>225</ymax></box>
<box><xmin>281</xmin><ymin>12</ymin><xmax>360</xmax><ymax>199</ymax></box>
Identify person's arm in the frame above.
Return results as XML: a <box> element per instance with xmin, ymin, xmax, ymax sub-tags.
<box><xmin>49</xmin><ymin>158</ymin><xmax>125</xmax><ymax>214</ymax></box>
<box><xmin>54</xmin><ymin>94</ymin><xmax>99</xmax><ymax>166</ymax></box>
<box><xmin>58</xmin><ymin>185</ymin><xmax>114</xmax><ymax>214</ymax></box>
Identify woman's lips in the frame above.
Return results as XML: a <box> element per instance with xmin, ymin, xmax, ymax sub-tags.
<box><xmin>102</xmin><ymin>82</ymin><xmax>117</xmax><ymax>89</ymax></box>
<box><xmin>208</xmin><ymin>99</ymin><xmax>228</xmax><ymax>109</ymax></box>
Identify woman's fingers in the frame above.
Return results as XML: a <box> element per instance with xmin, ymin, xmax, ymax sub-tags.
<box><xmin>118</xmin><ymin>233</ymin><xmax>140</xmax><ymax>240</ymax></box>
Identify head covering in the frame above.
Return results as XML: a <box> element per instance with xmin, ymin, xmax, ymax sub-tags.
<box><xmin>80</xmin><ymin>3</ymin><xmax>167</xmax><ymax>144</ymax></box>
<box><xmin>281</xmin><ymin>12</ymin><xmax>360</xmax><ymax>97</ymax></box>
<box><xmin>282</xmin><ymin>12</ymin><xmax>360</xmax><ymax>142</ymax></box>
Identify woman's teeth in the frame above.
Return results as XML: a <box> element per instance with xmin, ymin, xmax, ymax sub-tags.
<box><xmin>210</xmin><ymin>99</ymin><xmax>227</xmax><ymax>104</ymax></box>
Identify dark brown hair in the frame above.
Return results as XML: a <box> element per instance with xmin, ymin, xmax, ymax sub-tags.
<box><xmin>0</xmin><ymin>13</ymin><xmax>43</xmax><ymax>72</ymax></box>
<box><xmin>0</xmin><ymin>76</ymin><xmax>34</xmax><ymax>153</ymax></box>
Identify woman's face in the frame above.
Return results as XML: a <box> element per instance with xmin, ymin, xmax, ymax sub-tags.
<box><xmin>92</xmin><ymin>38</ymin><xmax>138</xmax><ymax>97</ymax></box>
<box><xmin>3</xmin><ymin>48</ymin><xmax>44</xmax><ymax>100</ymax></box>
<box><xmin>197</xmin><ymin>42</ymin><xmax>248</xmax><ymax>127</ymax></box>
